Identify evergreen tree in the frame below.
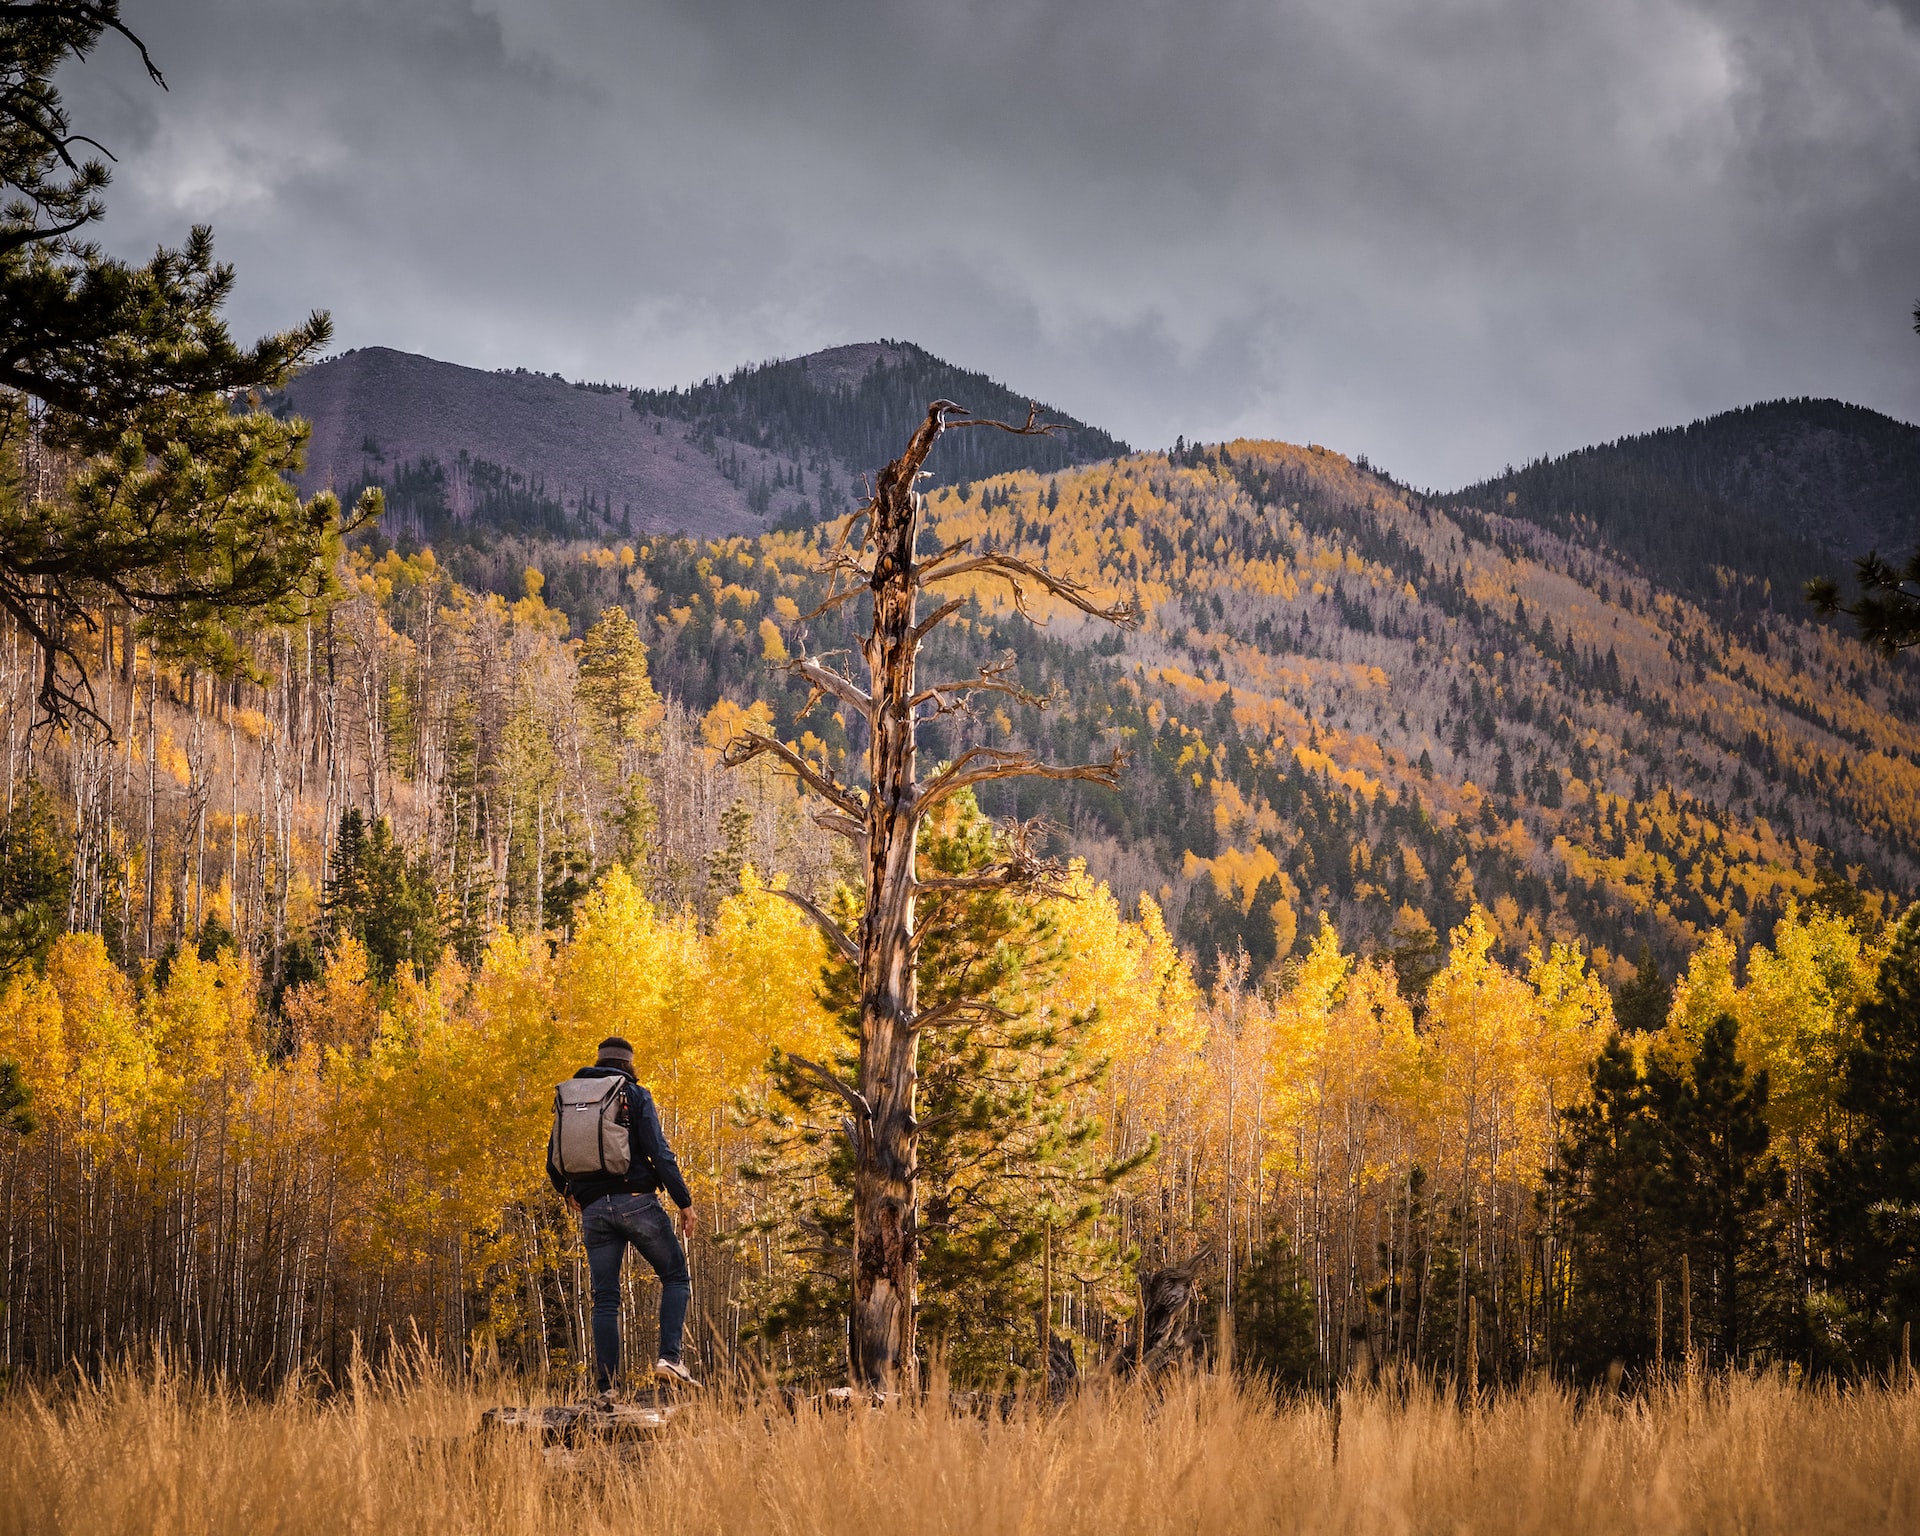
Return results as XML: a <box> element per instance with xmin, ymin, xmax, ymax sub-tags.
<box><xmin>1669</xmin><ymin>1013</ymin><xmax>1787</xmax><ymax>1366</ymax></box>
<box><xmin>322</xmin><ymin>809</ymin><xmax>442</xmax><ymax>982</ymax></box>
<box><xmin>1614</xmin><ymin>944</ymin><xmax>1673</xmax><ymax>1034</ymax></box>
<box><xmin>0</xmin><ymin>1055</ymin><xmax>34</xmax><ymax>1137</ymax></box>
<box><xmin>0</xmin><ymin>4</ymin><xmax>369</xmax><ymax>720</ymax></box>
<box><xmin>576</xmin><ymin>604</ymin><xmax>660</xmax><ymax>746</ymax></box>
<box><xmin>748</xmin><ymin>793</ymin><xmax>1139</xmax><ymax>1382</ymax></box>
<box><xmin>1817</xmin><ymin>905</ymin><xmax>1920</xmax><ymax>1365</ymax></box>
<box><xmin>0</xmin><ymin>781</ymin><xmax>68</xmax><ymax>979</ymax></box>
<box><xmin>1234</xmin><ymin>1234</ymin><xmax>1319</xmax><ymax>1388</ymax></box>
<box><xmin>1556</xmin><ymin>1015</ymin><xmax>1786</xmax><ymax>1375</ymax></box>
<box><xmin>1554</xmin><ymin>1033</ymin><xmax>1684</xmax><ymax>1376</ymax></box>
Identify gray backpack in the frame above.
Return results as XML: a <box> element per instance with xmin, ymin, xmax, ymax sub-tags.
<box><xmin>551</xmin><ymin>1076</ymin><xmax>633</xmax><ymax>1178</ymax></box>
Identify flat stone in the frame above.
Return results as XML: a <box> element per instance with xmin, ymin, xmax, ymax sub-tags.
<box><xmin>479</xmin><ymin>1402</ymin><xmax>681</xmax><ymax>1445</ymax></box>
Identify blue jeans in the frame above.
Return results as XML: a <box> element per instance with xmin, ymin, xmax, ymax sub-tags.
<box><xmin>582</xmin><ymin>1191</ymin><xmax>690</xmax><ymax>1389</ymax></box>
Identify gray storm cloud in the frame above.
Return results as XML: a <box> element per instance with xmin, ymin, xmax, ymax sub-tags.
<box><xmin>56</xmin><ymin>0</ymin><xmax>1920</xmax><ymax>487</ymax></box>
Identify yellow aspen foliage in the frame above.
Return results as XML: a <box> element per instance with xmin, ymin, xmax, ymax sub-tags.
<box><xmin>1046</xmin><ymin>869</ymin><xmax>1202</xmax><ymax>1072</ymax></box>
<box><xmin>1420</xmin><ymin>907</ymin><xmax>1570</xmax><ymax>1192</ymax></box>
<box><xmin>1731</xmin><ymin>903</ymin><xmax>1880</xmax><ymax>1168</ymax></box>
<box><xmin>284</xmin><ymin>936</ymin><xmax>383</xmax><ymax>1056</ymax></box>
<box><xmin>758</xmin><ymin>617</ymin><xmax>789</xmax><ymax>662</ymax></box>
<box><xmin>1525</xmin><ymin>939</ymin><xmax>1617</xmax><ymax>1104</ymax></box>
<box><xmin>704</xmin><ymin>867</ymin><xmax>837</xmax><ymax>1067</ymax></box>
<box><xmin>1664</xmin><ymin>928</ymin><xmax>1739</xmax><ymax>1053</ymax></box>
<box><xmin>0</xmin><ymin>935</ymin><xmax>147</xmax><ymax>1130</ymax></box>
<box><xmin>145</xmin><ymin>946</ymin><xmax>257</xmax><ymax>1085</ymax></box>
<box><xmin>1265</xmin><ymin>919</ymin><xmax>1420</xmax><ymax>1185</ymax></box>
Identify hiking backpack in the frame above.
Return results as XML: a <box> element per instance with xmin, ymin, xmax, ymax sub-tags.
<box><xmin>550</xmin><ymin>1076</ymin><xmax>633</xmax><ymax>1178</ymax></box>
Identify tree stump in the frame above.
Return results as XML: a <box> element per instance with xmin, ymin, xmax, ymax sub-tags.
<box><xmin>1116</xmin><ymin>1256</ymin><xmax>1210</xmax><ymax>1377</ymax></box>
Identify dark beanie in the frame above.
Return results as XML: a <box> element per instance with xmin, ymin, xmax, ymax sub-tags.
<box><xmin>596</xmin><ymin>1036</ymin><xmax>635</xmax><ymax>1070</ymax></box>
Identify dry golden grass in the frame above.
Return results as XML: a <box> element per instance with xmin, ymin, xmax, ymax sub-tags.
<box><xmin>2</xmin><ymin>1367</ymin><xmax>1917</xmax><ymax>1535</ymax></box>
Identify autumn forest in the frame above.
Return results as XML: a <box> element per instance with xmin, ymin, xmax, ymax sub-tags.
<box><xmin>8</xmin><ymin>4</ymin><xmax>1920</xmax><ymax>1445</ymax></box>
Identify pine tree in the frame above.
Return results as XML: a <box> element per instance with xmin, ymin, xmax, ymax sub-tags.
<box><xmin>1553</xmin><ymin>1033</ymin><xmax>1682</xmax><ymax>1375</ymax></box>
<box><xmin>749</xmin><ymin>794</ymin><xmax>1138</xmax><ymax>1382</ymax></box>
<box><xmin>1234</xmin><ymin>1233</ymin><xmax>1319</xmax><ymax>1387</ymax></box>
<box><xmin>1614</xmin><ymin>944</ymin><xmax>1673</xmax><ymax>1034</ymax></box>
<box><xmin>322</xmin><ymin>809</ymin><xmax>442</xmax><ymax>983</ymax></box>
<box><xmin>0</xmin><ymin>781</ymin><xmax>69</xmax><ymax>979</ymax></box>
<box><xmin>0</xmin><ymin>5</ymin><xmax>371</xmax><ymax>720</ymax></box>
<box><xmin>576</xmin><ymin>605</ymin><xmax>660</xmax><ymax>746</ymax></box>
<box><xmin>1494</xmin><ymin>748</ymin><xmax>1516</xmax><ymax>797</ymax></box>
<box><xmin>0</xmin><ymin>1055</ymin><xmax>34</xmax><ymax>1137</ymax></box>
<box><xmin>1669</xmin><ymin>1013</ymin><xmax>1786</xmax><ymax>1365</ymax></box>
<box><xmin>1817</xmin><ymin>905</ymin><xmax>1920</xmax><ymax>1365</ymax></box>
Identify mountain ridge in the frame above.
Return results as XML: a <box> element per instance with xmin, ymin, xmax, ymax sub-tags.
<box><xmin>273</xmin><ymin>340</ymin><xmax>1126</xmax><ymax>546</ymax></box>
<box><xmin>1445</xmin><ymin>397</ymin><xmax>1920</xmax><ymax>624</ymax></box>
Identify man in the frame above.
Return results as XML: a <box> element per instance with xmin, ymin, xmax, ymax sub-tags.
<box><xmin>547</xmin><ymin>1036</ymin><xmax>699</xmax><ymax>1392</ymax></box>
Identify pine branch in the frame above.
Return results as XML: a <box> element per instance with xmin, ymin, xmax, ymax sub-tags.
<box><xmin>785</xmin><ymin>1053</ymin><xmax>872</xmax><ymax>1121</ymax></box>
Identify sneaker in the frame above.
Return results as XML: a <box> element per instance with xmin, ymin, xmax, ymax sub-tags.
<box><xmin>654</xmin><ymin>1357</ymin><xmax>699</xmax><ymax>1388</ymax></box>
<box><xmin>589</xmin><ymin>1388</ymin><xmax>620</xmax><ymax>1412</ymax></box>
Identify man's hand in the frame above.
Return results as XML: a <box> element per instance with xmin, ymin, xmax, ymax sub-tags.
<box><xmin>566</xmin><ymin>1194</ymin><xmax>581</xmax><ymax>1216</ymax></box>
<box><xmin>678</xmin><ymin>1204</ymin><xmax>697</xmax><ymax>1242</ymax></box>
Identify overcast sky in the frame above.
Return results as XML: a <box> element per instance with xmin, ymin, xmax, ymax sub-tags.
<box><xmin>59</xmin><ymin>0</ymin><xmax>1920</xmax><ymax>488</ymax></box>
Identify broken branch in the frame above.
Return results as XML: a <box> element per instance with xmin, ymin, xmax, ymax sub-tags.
<box><xmin>722</xmin><ymin>730</ymin><xmax>866</xmax><ymax>819</ymax></box>
<box><xmin>924</xmin><ymin>552</ymin><xmax>1139</xmax><ymax>629</ymax></box>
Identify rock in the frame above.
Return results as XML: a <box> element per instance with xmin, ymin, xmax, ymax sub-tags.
<box><xmin>479</xmin><ymin>1400</ymin><xmax>680</xmax><ymax>1445</ymax></box>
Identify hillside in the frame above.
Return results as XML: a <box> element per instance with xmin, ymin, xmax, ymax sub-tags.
<box><xmin>92</xmin><ymin>357</ymin><xmax>1920</xmax><ymax>992</ymax></box>
<box><xmin>272</xmin><ymin>342</ymin><xmax>1125</xmax><ymax>545</ymax></box>
<box><xmin>530</xmin><ymin>435</ymin><xmax>1919</xmax><ymax>984</ymax></box>
<box><xmin>1445</xmin><ymin>399</ymin><xmax>1920</xmax><ymax>623</ymax></box>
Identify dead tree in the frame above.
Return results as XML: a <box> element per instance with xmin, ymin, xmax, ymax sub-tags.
<box><xmin>724</xmin><ymin>400</ymin><xmax>1135</xmax><ymax>1386</ymax></box>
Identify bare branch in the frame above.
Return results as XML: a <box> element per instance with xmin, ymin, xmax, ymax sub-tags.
<box><xmin>780</xmin><ymin>651</ymin><xmax>874</xmax><ymax>723</ymax></box>
<box><xmin>800</xmin><ymin>583</ymin><xmax>868</xmax><ymax>624</ymax></box>
<box><xmin>721</xmin><ymin>730</ymin><xmax>866</xmax><ymax>819</ymax></box>
<box><xmin>812</xmin><ymin>811</ymin><xmax>868</xmax><ymax>846</ymax></box>
<box><xmin>911</xmin><ymin>654</ymin><xmax>1051</xmax><ymax>718</ymax></box>
<box><xmin>909</xmin><ymin>596</ymin><xmax>967</xmax><ymax>645</ymax></box>
<box><xmin>924</xmin><ymin>551</ymin><xmax>1139</xmax><ymax>629</ymax></box>
<box><xmin>786</xmin><ymin>1053</ymin><xmax>872</xmax><ymax>1121</ymax></box>
<box><xmin>767</xmin><ymin>888</ymin><xmax>861</xmax><ymax>967</ymax></box>
<box><xmin>914</xmin><ymin>745</ymin><xmax>1124</xmax><ymax>819</ymax></box>
<box><xmin>941</xmin><ymin>400</ymin><xmax>1062</xmax><ymax>441</ymax></box>
<box><xmin>909</xmin><ymin>998</ymin><xmax>1018</xmax><ymax>1034</ymax></box>
<box><xmin>915</xmin><ymin>814</ymin><xmax>1076</xmax><ymax>900</ymax></box>
<box><xmin>911</xmin><ymin>538</ymin><xmax>975</xmax><ymax>583</ymax></box>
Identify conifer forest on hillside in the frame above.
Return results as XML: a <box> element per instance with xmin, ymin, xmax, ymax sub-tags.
<box><xmin>10</xmin><ymin>16</ymin><xmax>1920</xmax><ymax>1517</ymax></box>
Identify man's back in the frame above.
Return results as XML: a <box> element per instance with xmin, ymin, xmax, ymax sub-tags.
<box><xmin>547</xmin><ymin>1062</ymin><xmax>693</xmax><ymax>1210</ymax></box>
<box><xmin>554</xmin><ymin>1037</ymin><xmax>699</xmax><ymax>1394</ymax></box>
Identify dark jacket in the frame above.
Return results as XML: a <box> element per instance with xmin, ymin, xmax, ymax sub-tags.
<box><xmin>547</xmin><ymin>1064</ymin><xmax>693</xmax><ymax>1210</ymax></box>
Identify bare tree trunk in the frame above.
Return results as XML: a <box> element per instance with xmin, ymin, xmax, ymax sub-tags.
<box><xmin>725</xmin><ymin>400</ymin><xmax>1132</xmax><ymax>1386</ymax></box>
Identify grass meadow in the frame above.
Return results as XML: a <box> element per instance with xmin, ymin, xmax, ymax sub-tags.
<box><xmin>2</xmin><ymin>1366</ymin><xmax>1916</xmax><ymax>1535</ymax></box>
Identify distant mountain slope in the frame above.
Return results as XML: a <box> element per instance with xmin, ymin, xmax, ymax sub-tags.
<box><xmin>520</xmin><ymin>434</ymin><xmax>1920</xmax><ymax>983</ymax></box>
<box><xmin>275</xmin><ymin>347</ymin><xmax>754</xmax><ymax>539</ymax></box>
<box><xmin>1444</xmin><ymin>399</ymin><xmax>1920</xmax><ymax>620</ymax></box>
<box><xmin>630</xmin><ymin>340</ymin><xmax>1129</xmax><ymax>493</ymax></box>
<box><xmin>272</xmin><ymin>342</ymin><xmax>1125</xmax><ymax>546</ymax></box>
